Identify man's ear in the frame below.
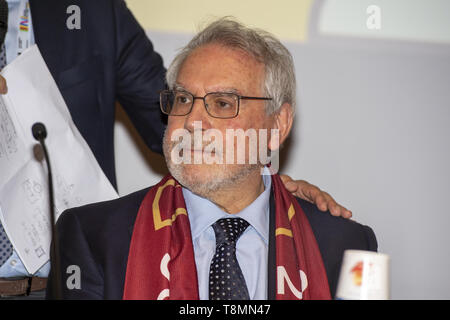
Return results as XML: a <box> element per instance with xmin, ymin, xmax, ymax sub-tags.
<box><xmin>268</xmin><ymin>103</ymin><xmax>294</xmax><ymax>151</ymax></box>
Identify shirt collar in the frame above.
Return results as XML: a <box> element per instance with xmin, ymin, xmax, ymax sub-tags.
<box><xmin>182</xmin><ymin>167</ymin><xmax>272</xmax><ymax>244</ymax></box>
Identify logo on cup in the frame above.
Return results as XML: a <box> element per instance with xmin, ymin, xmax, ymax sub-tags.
<box><xmin>350</xmin><ymin>261</ymin><xmax>363</xmax><ymax>286</ymax></box>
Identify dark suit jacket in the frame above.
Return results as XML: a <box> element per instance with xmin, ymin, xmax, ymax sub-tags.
<box><xmin>29</xmin><ymin>0</ymin><xmax>166</xmax><ymax>188</ymax></box>
<box><xmin>46</xmin><ymin>187</ymin><xmax>377</xmax><ymax>300</ymax></box>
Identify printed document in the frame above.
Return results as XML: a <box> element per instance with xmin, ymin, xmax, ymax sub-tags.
<box><xmin>0</xmin><ymin>45</ymin><xmax>118</xmax><ymax>274</ymax></box>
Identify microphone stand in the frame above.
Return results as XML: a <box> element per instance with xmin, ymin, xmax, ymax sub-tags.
<box><xmin>32</xmin><ymin>122</ymin><xmax>62</xmax><ymax>299</ymax></box>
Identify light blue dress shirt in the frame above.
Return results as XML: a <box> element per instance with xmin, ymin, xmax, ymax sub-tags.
<box><xmin>0</xmin><ymin>0</ymin><xmax>49</xmax><ymax>278</ymax></box>
<box><xmin>183</xmin><ymin>168</ymin><xmax>272</xmax><ymax>300</ymax></box>
<box><xmin>4</xmin><ymin>0</ymin><xmax>35</xmax><ymax>63</ymax></box>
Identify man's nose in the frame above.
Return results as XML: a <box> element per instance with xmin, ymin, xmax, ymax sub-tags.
<box><xmin>184</xmin><ymin>98</ymin><xmax>211</xmax><ymax>132</ymax></box>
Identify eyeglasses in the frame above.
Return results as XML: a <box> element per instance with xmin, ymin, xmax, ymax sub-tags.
<box><xmin>160</xmin><ymin>90</ymin><xmax>272</xmax><ymax>119</ymax></box>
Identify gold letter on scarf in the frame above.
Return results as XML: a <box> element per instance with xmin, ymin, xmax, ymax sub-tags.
<box><xmin>153</xmin><ymin>179</ymin><xmax>187</xmax><ymax>230</ymax></box>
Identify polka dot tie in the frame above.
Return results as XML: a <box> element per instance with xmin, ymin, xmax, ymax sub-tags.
<box><xmin>0</xmin><ymin>44</ymin><xmax>6</xmax><ymax>69</ymax></box>
<box><xmin>0</xmin><ymin>0</ymin><xmax>7</xmax><ymax>69</ymax></box>
<box><xmin>0</xmin><ymin>221</ymin><xmax>13</xmax><ymax>267</ymax></box>
<box><xmin>209</xmin><ymin>217</ymin><xmax>250</xmax><ymax>300</ymax></box>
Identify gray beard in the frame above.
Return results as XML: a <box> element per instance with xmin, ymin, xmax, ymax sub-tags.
<box><xmin>163</xmin><ymin>130</ymin><xmax>259</xmax><ymax>200</ymax></box>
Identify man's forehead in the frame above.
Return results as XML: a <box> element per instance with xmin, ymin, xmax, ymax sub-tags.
<box><xmin>175</xmin><ymin>44</ymin><xmax>265</xmax><ymax>95</ymax></box>
<box><xmin>181</xmin><ymin>43</ymin><xmax>263</xmax><ymax>70</ymax></box>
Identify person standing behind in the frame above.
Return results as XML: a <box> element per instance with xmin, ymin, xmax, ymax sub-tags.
<box><xmin>0</xmin><ymin>0</ymin><xmax>168</xmax><ymax>299</ymax></box>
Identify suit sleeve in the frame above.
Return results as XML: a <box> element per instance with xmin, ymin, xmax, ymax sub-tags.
<box><xmin>362</xmin><ymin>224</ymin><xmax>378</xmax><ymax>252</ymax></box>
<box><xmin>112</xmin><ymin>0</ymin><xmax>167</xmax><ymax>155</ymax></box>
<box><xmin>46</xmin><ymin>210</ymin><xmax>104</xmax><ymax>299</ymax></box>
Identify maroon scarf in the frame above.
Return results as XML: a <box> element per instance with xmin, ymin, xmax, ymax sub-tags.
<box><xmin>123</xmin><ymin>173</ymin><xmax>331</xmax><ymax>300</ymax></box>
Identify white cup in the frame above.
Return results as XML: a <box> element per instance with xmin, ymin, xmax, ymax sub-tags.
<box><xmin>336</xmin><ymin>250</ymin><xmax>390</xmax><ymax>300</ymax></box>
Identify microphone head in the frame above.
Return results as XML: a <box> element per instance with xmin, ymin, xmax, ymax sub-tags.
<box><xmin>32</xmin><ymin>122</ymin><xmax>47</xmax><ymax>141</ymax></box>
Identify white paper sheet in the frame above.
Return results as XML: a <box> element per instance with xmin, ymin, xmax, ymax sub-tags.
<box><xmin>0</xmin><ymin>45</ymin><xmax>118</xmax><ymax>274</ymax></box>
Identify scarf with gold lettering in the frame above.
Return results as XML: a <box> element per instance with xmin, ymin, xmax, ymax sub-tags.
<box><xmin>123</xmin><ymin>173</ymin><xmax>331</xmax><ymax>300</ymax></box>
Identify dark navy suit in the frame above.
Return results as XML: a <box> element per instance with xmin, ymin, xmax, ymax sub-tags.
<box><xmin>30</xmin><ymin>0</ymin><xmax>166</xmax><ymax>188</ymax></box>
<box><xmin>46</xmin><ymin>187</ymin><xmax>377</xmax><ymax>300</ymax></box>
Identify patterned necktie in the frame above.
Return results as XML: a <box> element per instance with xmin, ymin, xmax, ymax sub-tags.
<box><xmin>0</xmin><ymin>43</ymin><xmax>7</xmax><ymax>69</ymax></box>
<box><xmin>209</xmin><ymin>217</ymin><xmax>250</xmax><ymax>300</ymax></box>
<box><xmin>0</xmin><ymin>221</ymin><xmax>13</xmax><ymax>266</ymax></box>
<box><xmin>0</xmin><ymin>0</ymin><xmax>7</xmax><ymax>69</ymax></box>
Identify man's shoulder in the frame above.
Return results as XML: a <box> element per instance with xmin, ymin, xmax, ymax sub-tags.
<box><xmin>294</xmin><ymin>197</ymin><xmax>378</xmax><ymax>251</ymax></box>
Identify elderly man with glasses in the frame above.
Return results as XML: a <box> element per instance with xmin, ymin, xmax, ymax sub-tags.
<box><xmin>46</xmin><ymin>18</ymin><xmax>377</xmax><ymax>300</ymax></box>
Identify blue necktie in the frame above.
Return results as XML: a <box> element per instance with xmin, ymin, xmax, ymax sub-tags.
<box><xmin>209</xmin><ymin>217</ymin><xmax>250</xmax><ymax>300</ymax></box>
<box><xmin>0</xmin><ymin>0</ymin><xmax>7</xmax><ymax>70</ymax></box>
<box><xmin>0</xmin><ymin>221</ymin><xmax>13</xmax><ymax>267</ymax></box>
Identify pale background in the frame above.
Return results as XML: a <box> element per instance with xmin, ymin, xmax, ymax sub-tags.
<box><xmin>113</xmin><ymin>0</ymin><xmax>450</xmax><ymax>299</ymax></box>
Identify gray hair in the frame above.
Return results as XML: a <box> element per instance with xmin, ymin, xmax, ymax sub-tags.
<box><xmin>165</xmin><ymin>17</ymin><xmax>296</xmax><ymax>114</ymax></box>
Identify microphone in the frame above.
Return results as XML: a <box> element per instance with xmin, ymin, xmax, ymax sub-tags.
<box><xmin>32</xmin><ymin>122</ymin><xmax>47</xmax><ymax>140</ymax></box>
<box><xmin>32</xmin><ymin>122</ymin><xmax>62</xmax><ymax>299</ymax></box>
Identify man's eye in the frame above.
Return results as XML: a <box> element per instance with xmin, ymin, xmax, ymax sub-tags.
<box><xmin>175</xmin><ymin>95</ymin><xmax>191</xmax><ymax>104</ymax></box>
<box><xmin>215</xmin><ymin>99</ymin><xmax>233</xmax><ymax>108</ymax></box>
